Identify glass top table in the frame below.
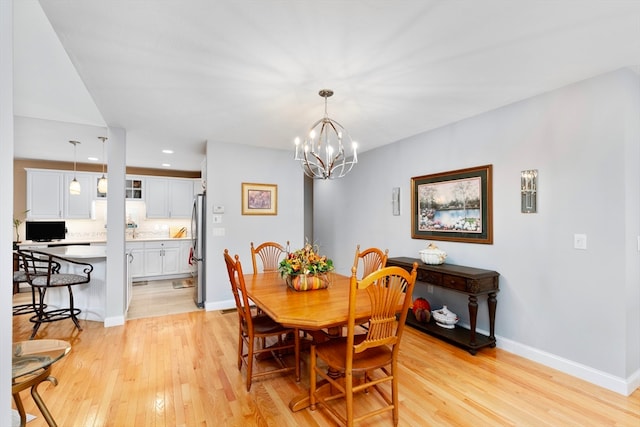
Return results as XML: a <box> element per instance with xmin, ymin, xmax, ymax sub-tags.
<box><xmin>12</xmin><ymin>339</ymin><xmax>71</xmax><ymax>427</ymax></box>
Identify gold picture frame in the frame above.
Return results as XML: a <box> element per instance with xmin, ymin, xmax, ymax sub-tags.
<box><xmin>241</xmin><ymin>183</ymin><xmax>278</xmax><ymax>215</ymax></box>
<box><xmin>411</xmin><ymin>165</ymin><xmax>493</xmax><ymax>244</ymax></box>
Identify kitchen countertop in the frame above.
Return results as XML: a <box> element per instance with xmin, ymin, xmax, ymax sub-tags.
<box><xmin>19</xmin><ymin>237</ymin><xmax>192</xmax><ymax>246</ymax></box>
<box><xmin>35</xmin><ymin>245</ymin><xmax>107</xmax><ymax>259</ymax></box>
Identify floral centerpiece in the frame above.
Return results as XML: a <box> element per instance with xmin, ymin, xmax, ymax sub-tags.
<box><xmin>279</xmin><ymin>242</ymin><xmax>334</xmax><ymax>291</ymax></box>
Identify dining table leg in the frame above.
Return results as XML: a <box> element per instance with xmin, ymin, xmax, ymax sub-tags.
<box><xmin>288</xmin><ymin>326</ymin><xmax>342</xmax><ymax>412</ymax></box>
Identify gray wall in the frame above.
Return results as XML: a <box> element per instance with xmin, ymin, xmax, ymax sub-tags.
<box><xmin>204</xmin><ymin>141</ymin><xmax>305</xmax><ymax>308</ymax></box>
<box><xmin>314</xmin><ymin>69</ymin><xmax>640</xmax><ymax>395</ymax></box>
<box><xmin>198</xmin><ymin>69</ymin><xmax>638</xmax><ymax>395</ymax></box>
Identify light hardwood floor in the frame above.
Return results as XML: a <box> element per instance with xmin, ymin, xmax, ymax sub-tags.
<box><xmin>12</xmin><ymin>290</ymin><xmax>640</xmax><ymax>426</ymax></box>
<box><xmin>126</xmin><ymin>279</ymin><xmax>201</xmax><ymax>320</ymax></box>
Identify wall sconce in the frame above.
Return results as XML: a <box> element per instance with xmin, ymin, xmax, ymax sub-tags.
<box><xmin>521</xmin><ymin>169</ymin><xmax>537</xmax><ymax>213</ymax></box>
<box><xmin>392</xmin><ymin>187</ymin><xmax>400</xmax><ymax>216</ymax></box>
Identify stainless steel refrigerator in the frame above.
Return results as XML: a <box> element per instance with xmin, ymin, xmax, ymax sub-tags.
<box><xmin>191</xmin><ymin>192</ymin><xmax>206</xmax><ymax>307</ymax></box>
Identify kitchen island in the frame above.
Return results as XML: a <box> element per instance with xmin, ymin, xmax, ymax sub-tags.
<box><xmin>32</xmin><ymin>245</ymin><xmax>107</xmax><ymax>323</ymax></box>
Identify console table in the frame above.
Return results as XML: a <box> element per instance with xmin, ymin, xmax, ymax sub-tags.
<box><xmin>387</xmin><ymin>257</ymin><xmax>499</xmax><ymax>354</ymax></box>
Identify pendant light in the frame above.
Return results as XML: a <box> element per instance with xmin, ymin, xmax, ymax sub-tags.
<box><xmin>293</xmin><ymin>89</ymin><xmax>358</xmax><ymax>179</ymax></box>
<box><xmin>69</xmin><ymin>140</ymin><xmax>81</xmax><ymax>195</ymax></box>
<box><xmin>97</xmin><ymin>136</ymin><xmax>108</xmax><ymax>195</ymax></box>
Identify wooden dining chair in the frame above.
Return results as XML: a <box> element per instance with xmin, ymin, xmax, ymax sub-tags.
<box><xmin>352</xmin><ymin>245</ymin><xmax>389</xmax><ymax>331</ymax></box>
<box><xmin>223</xmin><ymin>249</ymin><xmax>300</xmax><ymax>391</ymax></box>
<box><xmin>352</xmin><ymin>245</ymin><xmax>389</xmax><ymax>279</ymax></box>
<box><xmin>250</xmin><ymin>241</ymin><xmax>289</xmax><ymax>274</ymax></box>
<box><xmin>309</xmin><ymin>263</ymin><xmax>418</xmax><ymax>426</ymax></box>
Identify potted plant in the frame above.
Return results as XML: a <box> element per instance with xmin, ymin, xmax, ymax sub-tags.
<box><xmin>13</xmin><ymin>210</ymin><xmax>29</xmax><ymax>248</ymax></box>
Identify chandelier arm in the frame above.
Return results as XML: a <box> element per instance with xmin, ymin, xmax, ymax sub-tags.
<box><xmin>330</xmin><ymin>156</ymin><xmax>357</xmax><ymax>178</ymax></box>
<box><xmin>304</xmin><ymin>151</ymin><xmax>329</xmax><ymax>179</ymax></box>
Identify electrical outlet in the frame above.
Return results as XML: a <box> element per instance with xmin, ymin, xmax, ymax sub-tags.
<box><xmin>574</xmin><ymin>234</ymin><xmax>587</xmax><ymax>250</ymax></box>
<box><xmin>427</xmin><ymin>285</ymin><xmax>434</xmax><ymax>293</ymax></box>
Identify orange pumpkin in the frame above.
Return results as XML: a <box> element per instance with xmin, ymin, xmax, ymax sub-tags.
<box><xmin>412</xmin><ymin>297</ymin><xmax>431</xmax><ymax>323</ymax></box>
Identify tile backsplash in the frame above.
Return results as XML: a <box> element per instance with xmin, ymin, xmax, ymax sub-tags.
<box><xmin>64</xmin><ymin>200</ymin><xmax>190</xmax><ymax>241</ymax></box>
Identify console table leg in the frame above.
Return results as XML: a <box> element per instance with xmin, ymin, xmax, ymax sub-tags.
<box><xmin>488</xmin><ymin>292</ymin><xmax>497</xmax><ymax>346</ymax></box>
<box><xmin>468</xmin><ymin>295</ymin><xmax>478</xmax><ymax>347</ymax></box>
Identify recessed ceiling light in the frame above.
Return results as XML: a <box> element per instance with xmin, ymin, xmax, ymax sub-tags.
<box><xmin>88</xmin><ymin>156</ymin><xmax>99</xmax><ymax>161</ymax></box>
<box><xmin>162</xmin><ymin>163</ymin><xmax>171</xmax><ymax>167</ymax></box>
<box><xmin>162</xmin><ymin>149</ymin><xmax>174</xmax><ymax>154</ymax></box>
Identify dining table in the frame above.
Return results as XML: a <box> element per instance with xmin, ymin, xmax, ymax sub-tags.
<box><xmin>243</xmin><ymin>271</ymin><xmax>403</xmax><ymax>412</ymax></box>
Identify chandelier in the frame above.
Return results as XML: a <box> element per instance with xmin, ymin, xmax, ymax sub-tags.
<box><xmin>97</xmin><ymin>136</ymin><xmax>108</xmax><ymax>195</ymax></box>
<box><xmin>294</xmin><ymin>89</ymin><xmax>358</xmax><ymax>179</ymax></box>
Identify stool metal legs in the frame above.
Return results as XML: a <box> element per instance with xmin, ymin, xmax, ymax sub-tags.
<box><xmin>29</xmin><ymin>285</ymin><xmax>82</xmax><ymax>339</ymax></box>
<box><xmin>13</xmin><ymin>285</ymin><xmax>46</xmax><ymax>316</ymax></box>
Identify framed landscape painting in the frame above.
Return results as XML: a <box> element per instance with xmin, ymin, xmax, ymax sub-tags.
<box><xmin>242</xmin><ymin>183</ymin><xmax>277</xmax><ymax>215</ymax></box>
<box><xmin>411</xmin><ymin>165</ymin><xmax>493</xmax><ymax>244</ymax></box>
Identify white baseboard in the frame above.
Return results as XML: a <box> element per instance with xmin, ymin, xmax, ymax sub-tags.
<box><xmin>204</xmin><ymin>299</ymin><xmax>235</xmax><ymax>311</ymax></box>
<box><xmin>496</xmin><ymin>334</ymin><xmax>639</xmax><ymax>396</ymax></box>
<box><xmin>104</xmin><ymin>315</ymin><xmax>125</xmax><ymax>327</ymax></box>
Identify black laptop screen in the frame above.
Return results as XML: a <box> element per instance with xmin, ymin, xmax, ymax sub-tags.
<box><xmin>25</xmin><ymin>221</ymin><xmax>66</xmax><ymax>242</ymax></box>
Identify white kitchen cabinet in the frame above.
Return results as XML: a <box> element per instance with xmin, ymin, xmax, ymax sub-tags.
<box><xmin>180</xmin><ymin>240</ymin><xmax>196</xmax><ymax>274</ymax></box>
<box><xmin>26</xmin><ymin>169</ymin><xmax>64</xmax><ymax>219</ymax></box>
<box><xmin>125</xmin><ymin>177</ymin><xmax>144</xmax><ymax>200</ymax></box>
<box><xmin>163</xmin><ymin>244</ymin><xmax>181</xmax><ymax>274</ymax></box>
<box><xmin>126</xmin><ymin>242</ymin><xmax>145</xmax><ymax>279</ymax></box>
<box><xmin>128</xmin><ymin>239</ymin><xmax>190</xmax><ymax>280</ymax></box>
<box><xmin>28</xmin><ymin>169</ymin><xmax>99</xmax><ymax>219</ymax></box>
<box><xmin>27</xmin><ymin>168</ymin><xmax>195</xmax><ymax>221</ymax></box>
<box><xmin>145</xmin><ymin>178</ymin><xmax>168</xmax><ymax>218</ymax></box>
<box><xmin>143</xmin><ymin>241</ymin><xmax>181</xmax><ymax>276</ymax></box>
<box><xmin>96</xmin><ymin>175</ymin><xmax>144</xmax><ymax>200</ymax></box>
<box><xmin>169</xmin><ymin>179</ymin><xmax>194</xmax><ymax>218</ymax></box>
<box><xmin>145</xmin><ymin>177</ymin><xmax>194</xmax><ymax>218</ymax></box>
<box><xmin>64</xmin><ymin>172</ymin><xmax>95</xmax><ymax>219</ymax></box>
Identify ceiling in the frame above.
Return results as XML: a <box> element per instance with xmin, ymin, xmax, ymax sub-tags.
<box><xmin>13</xmin><ymin>1</ymin><xmax>640</xmax><ymax>172</ymax></box>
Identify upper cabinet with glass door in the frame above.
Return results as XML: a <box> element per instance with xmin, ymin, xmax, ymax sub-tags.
<box><xmin>95</xmin><ymin>176</ymin><xmax>144</xmax><ymax>200</ymax></box>
<box><xmin>125</xmin><ymin>178</ymin><xmax>143</xmax><ymax>200</ymax></box>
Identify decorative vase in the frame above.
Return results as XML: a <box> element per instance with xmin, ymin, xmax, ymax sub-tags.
<box><xmin>432</xmin><ymin>305</ymin><xmax>459</xmax><ymax>329</ymax></box>
<box><xmin>285</xmin><ymin>273</ymin><xmax>331</xmax><ymax>291</ymax></box>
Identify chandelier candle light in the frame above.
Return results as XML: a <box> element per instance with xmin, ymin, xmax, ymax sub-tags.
<box><xmin>97</xmin><ymin>136</ymin><xmax>108</xmax><ymax>195</ymax></box>
<box><xmin>69</xmin><ymin>140</ymin><xmax>81</xmax><ymax>195</ymax></box>
<box><xmin>294</xmin><ymin>89</ymin><xmax>358</xmax><ymax>179</ymax></box>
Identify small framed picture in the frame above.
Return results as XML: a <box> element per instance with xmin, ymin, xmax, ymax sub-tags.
<box><xmin>241</xmin><ymin>183</ymin><xmax>278</xmax><ymax>215</ymax></box>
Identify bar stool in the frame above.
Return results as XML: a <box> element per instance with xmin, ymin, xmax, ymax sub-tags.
<box><xmin>18</xmin><ymin>250</ymin><xmax>93</xmax><ymax>339</ymax></box>
<box><xmin>12</xmin><ymin>252</ymin><xmax>52</xmax><ymax>316</ymax></box>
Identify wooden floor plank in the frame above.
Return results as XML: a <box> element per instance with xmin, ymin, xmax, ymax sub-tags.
<box><xmin>12</xmin><ymin>290</ymin><xmax>640</xmax><ymax>427</ymax></box>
